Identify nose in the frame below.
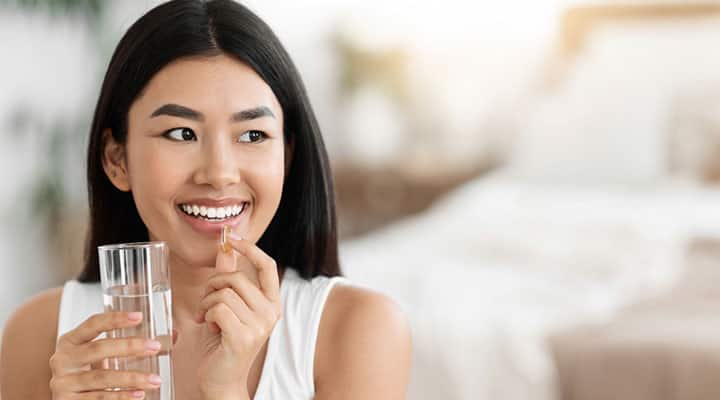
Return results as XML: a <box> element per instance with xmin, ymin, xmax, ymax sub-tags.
<box><xmin>192</xmin><ymin>135</ymin><xmax>239</xmax><ymax>189</ymax></box>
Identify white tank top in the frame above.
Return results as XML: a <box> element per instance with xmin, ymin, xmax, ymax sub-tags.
<box><xmin>56</xmin><ymin>268</ymin><xmax>349</xmax><ymax>400</ymax></box>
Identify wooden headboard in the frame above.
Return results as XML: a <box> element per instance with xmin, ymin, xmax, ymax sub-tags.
<box><xmin>560</xmin><ymin>3</ymin><xmax>720</xmax><ymax>57</ymax></box>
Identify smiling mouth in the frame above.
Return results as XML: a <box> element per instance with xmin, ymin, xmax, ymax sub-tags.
<box><xmin>177</xmin><ymin>202</ymin><xmax>249</xmax><ymax>222</ymax></box>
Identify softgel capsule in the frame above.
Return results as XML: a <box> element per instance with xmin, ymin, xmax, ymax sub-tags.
<box><xmin>220</xmin><ymin>225</ymin><xmax>232</xmax><ymax>253</ymax></box>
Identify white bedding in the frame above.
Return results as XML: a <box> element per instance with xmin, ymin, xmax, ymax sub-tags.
<box><xmin>339</xmin><ymin>175</ymin><xmax>720</xmax><ymax>400</ymax></box>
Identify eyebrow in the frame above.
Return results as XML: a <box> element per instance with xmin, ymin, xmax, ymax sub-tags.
<box><xmin>149</xmin><ymin>103</ymin><xmax>276</xmax><ymax>122</ymax></box>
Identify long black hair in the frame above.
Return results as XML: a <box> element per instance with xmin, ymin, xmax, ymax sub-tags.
<box><xmin>78</xmin><ymin>0</ymin><xmax>341</xmax><ymax>282</ymax></box>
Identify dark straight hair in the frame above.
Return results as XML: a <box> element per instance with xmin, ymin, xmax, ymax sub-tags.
<box><xmin>78</xmin><ymin>0</ymin><xmax>341</xmax><ymax>282</ymax></box>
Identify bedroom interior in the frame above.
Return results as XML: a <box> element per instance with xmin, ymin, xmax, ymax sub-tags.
<box><xmin>3</xmin><ymin>1</ymin><xmax>720</xmax><ymax>399</ymax></box>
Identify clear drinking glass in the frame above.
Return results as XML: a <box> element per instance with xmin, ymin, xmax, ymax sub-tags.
<box><xmin>98</xmin><ymin>241</ymin><xmax>174</xmax><ymax>400</ymax></box>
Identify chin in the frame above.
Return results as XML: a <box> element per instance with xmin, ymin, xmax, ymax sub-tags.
<box><xmin>169</xmin><ymin>242</ymin><xmax>218</xmax><ymax>268</ymax></box>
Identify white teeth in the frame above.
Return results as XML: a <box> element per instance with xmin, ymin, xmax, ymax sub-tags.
<box><xmin>180</xmin><ymin>203</ymin><xmax>246</xmax><ymax>220</ymax></box>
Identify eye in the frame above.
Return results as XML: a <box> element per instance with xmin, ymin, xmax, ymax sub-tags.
<box><xmin>239</xmin><ymin>130</ymin><xmax>268</xmax><ymax>143</ymax></box>
<box><xmin>163</xmin><ymin>127</ymin><xmax>196</xmax><ymax>141</ymax></box>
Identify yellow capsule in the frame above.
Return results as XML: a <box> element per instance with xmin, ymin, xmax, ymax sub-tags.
<box><xmin>220</xmin><ymin>225</ymin><xmax>232</xmax><ymax>253</ymax></box>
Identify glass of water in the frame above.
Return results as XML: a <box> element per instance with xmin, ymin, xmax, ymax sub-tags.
<box><xmin>98</xmin><ymin>241</ymin><xmax>174</xmax><ymax>400</ymax></box>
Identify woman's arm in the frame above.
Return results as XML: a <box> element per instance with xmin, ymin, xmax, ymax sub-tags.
<box><xmin>315</xmin><ymin>285</ymin><xmax>413</xmax><ymax>399</ymax></box>
<box><xmin>1</xmin><ymin>288</ymin><xmax>62</xmax><ymax>399</ymax></box>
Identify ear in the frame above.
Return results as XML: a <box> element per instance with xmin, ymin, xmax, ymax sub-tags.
<box><xmin>102</xmin><ymin>129</ymin><xmax>131</xmax><ymax>192</ymax></box>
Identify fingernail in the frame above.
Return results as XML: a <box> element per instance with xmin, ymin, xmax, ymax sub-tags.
<box><xmin>229</xmin><ymin>232</ymin><xmax>243</xmax><ymax>241</ymax></box>
<box><xmin>146</xmin><ymin>340</ymin><xmax>161</xmax><ymax>351</ymax></box>
<box><xmin>128</xmin><ymin>312</ymin><xmax>142</xmax><ymax>321</ymax></box>
<box><xmin>148</xmin><ymin>374</ymin><xmax>162</xmax><ymax>385</ymax></box>
<box><xmin>132</xmin><ymin>391</ymin><xmax>145</xmax><ymax>398</ymax></box>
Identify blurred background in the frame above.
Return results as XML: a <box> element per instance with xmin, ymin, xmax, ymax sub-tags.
<box><xmin>4</xmin><ymin>0</ymin><xmax>720</xmax><ymax>399</ymax></box>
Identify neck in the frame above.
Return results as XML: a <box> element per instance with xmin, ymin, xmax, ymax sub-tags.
<box><xmin>168</xmin><ymin>252</ymin><xmax>214</xmax><ymax>326</ymax></box>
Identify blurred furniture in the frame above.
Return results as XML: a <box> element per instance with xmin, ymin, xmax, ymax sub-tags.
<box><xmin>332</xmin><ymin>164</ymin><xmax>489</xmax><ymax>239</ymax></box>
<box><xmin>556</xmin><ymin>3</ymin><xmax>720</xmax><ymax>185</ymax></box>
<box><xmin>550</xmin><ymin>237</ymin><xmax>720</xmax><ymax>400</ymax></box>
<box><xmin>545</xmin><ymin>3</ymin><xmax>720</xmax><ymax>92</ymax></box>
<box><xmin>559</xmin><ymin>3</ymin><xmax>720</xmax><ymax>57</ymax></box>
<box><xmin>330</xmin><ymin>29</ymin><xmax>504</xmax><ymax>241</ymax></box>
<box><xmin>667</xmin><ymin>89</ymin><xmax>720</xmax><ymax>184</ymax></box>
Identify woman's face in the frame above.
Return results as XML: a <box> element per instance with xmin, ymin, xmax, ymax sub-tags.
<box><xmin>105</xmin><ymin>55</ymin><xmax>286</xmax><ymax>268</ymax></box>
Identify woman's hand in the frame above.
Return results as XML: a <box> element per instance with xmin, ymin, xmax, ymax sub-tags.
<box><xmin>50</xmin><ymin>312</ymin><xmax>163</xmax><ymax>399</ymax></box>
<box><xmin>195</xmin><ymin>236</ymin><xmax>283</xmax><ymax>399</ymax></box>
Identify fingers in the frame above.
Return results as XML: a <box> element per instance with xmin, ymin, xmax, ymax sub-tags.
<box><xmin>206</xmin><ymin>237</ymin><xmax>282</xmax><ymax>344</ymax></box>
<box><xmin>215</xmin><ymin>242</ymin><xmax>237</xmax><ymax>273</ymax></box>
<box><xmin>196</xmin><ymin>287</ymin><xmax>254</xmax><ymax>324</ymax></box>
<box><xmin>51</xmin><ymin>369</ymin><xmax>161</xmax><ymax>393</ymax></box>
<box><xmin>90</xmin><ymin>358</ymin><xmax>108</xmax><ymax>370</ymax></box>
<box><xmin>53</xmin><ymin>313</ymin><xmax>158</xmax><ymax>375</ymax></box>
<box><xmin>198</xmin><ymin>275</ymin><xmax>281</xmax><ymax>345</ymax></box>
<box><xmin>202</xmin><ymin>273</ymin><xmax>266</xmax><ymax>313</ymax></box>
<box><xmin>61</xmin><ymin>312</ymin><xmax>142</xmax><ymax>346</ymax></box>
<box><xmin>226</xmin><ymin>237</ymin><xmax>281</xmax><ymax>302</ymax></box>
<box><xmin>74</xmin><ymin>337</ymin><xmax>162</xmax><ymax>366</ymax></box>
<box><xmin>51</xmin><ymin>312</ymin><xmax>168</xmax><ymax>399</ymax></box>
<box><xmin>204</xmin><ymin>303</ymin><xmax>244</xmax><ymax>341</ymax></box>
<box><xmin>72</xmin><ymin>390</ymin><xmax>147</xmax><ymax>399</ymax></box>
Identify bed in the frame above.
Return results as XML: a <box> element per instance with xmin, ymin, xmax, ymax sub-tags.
<box><xmin>339</xmin><ymin>175</ymin><xmax>720</xmax><ymax>400</ymax></box>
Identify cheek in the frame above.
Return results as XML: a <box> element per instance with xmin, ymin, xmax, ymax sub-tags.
<box><xmin>127</xmin><ymin>144</ymin><xmax>186</xmax><ymax>228</ymax></box>
<box><xmin>244</xmin><ymin>149</ymin><xmax>285</xmax><ymax>238</ymax></box>
<box><xmin>254</xmin><ymin>150</ymin><xmax>285</xmax><ymax>201</ymax></box>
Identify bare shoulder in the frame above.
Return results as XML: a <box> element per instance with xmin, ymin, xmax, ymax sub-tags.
<box><xmin>315</xmin><ymin>282</ymin><xmax>413</xmax><ymax>399</ymax></box>
<box><xmin>1</xmin><ymin>286</ymin><xmax>63</xmax><ymax>399</ymax></box>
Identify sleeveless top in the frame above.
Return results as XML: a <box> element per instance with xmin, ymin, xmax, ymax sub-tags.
<box><xmin>56</xmin><ymin>268</ymin><xmax>350</xmax><ymax>400</ymax></box>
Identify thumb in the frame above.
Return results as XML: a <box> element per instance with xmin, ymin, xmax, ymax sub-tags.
<box><xmin>215</xmin><ymin>243</ymin><xmax>237</xmax><ymax>273</ymax></box>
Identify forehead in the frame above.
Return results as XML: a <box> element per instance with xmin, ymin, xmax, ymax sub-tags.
<box><xmin>130</xmin><ymin>54</ymin><xmax>282</xmax><ymax>121</ymax></box>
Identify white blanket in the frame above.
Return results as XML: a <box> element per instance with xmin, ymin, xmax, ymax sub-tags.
<box><xmin>339</xmin><ymin>176</ymin><xmax>720</xmax><ymax>400</ymax></box>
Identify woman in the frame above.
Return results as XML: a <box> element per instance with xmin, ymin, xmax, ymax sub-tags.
<box><xmin>0</xmin><ymin>1</ymin><xmax>412</xmax><ymax>399</ymax></box>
